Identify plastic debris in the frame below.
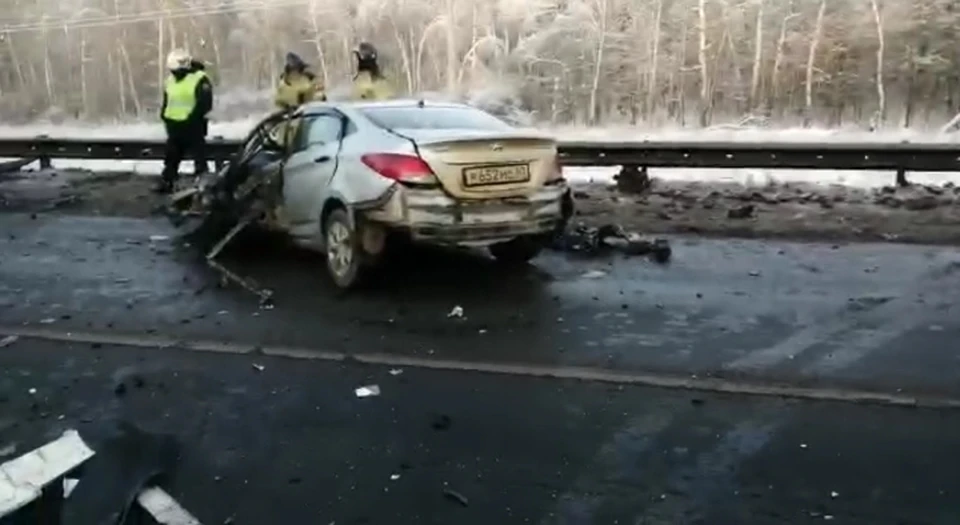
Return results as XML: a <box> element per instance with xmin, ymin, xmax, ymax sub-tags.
<box><xmin>830</xmin><ymin>491</ymin><xmax>839</xmax><ymax>498</ymax></box>
<box><xmin>63</xmin><ymin>478</ymin><xmax>79</xmax><ymax>498</ymax></box>
<box><xmin>551</xmin><ymin>222</ymin><xmax>671</xmax><ymax>263</ymax></box>
<box><xmin>0</xmin><ymin>335</ymin><xmax>18</xmax><ymax>348</ymax></box>
<box><xmin>28</xmin><ymin>388</ymin><xmax>36</xmax><ymax>395</ymax></box>
<box><xmin>148</xmin><ymin>235</ymin><xmax>170</xmax><ymax>242</ymax></box>
<box><xmin>389</xmin><ymin>369</ymin><xmax>403</xmax><ymax>376</ymax></box>
<box><xmin>39</xmin><ymin>318</ymin><xmax>56</xmax><ymax>324</ymax></box>
<box><xmin>252</xmin><ymin>363</ymin><xmax>265</xmax><ymax>372</ymax></box>
<box><xmin>355</xmin><ymin>385</ymin><xmax>381</xmax><ymax>398</ymax></box>
<box><xmin>581</xmin><ymin>270</ymin><xmax>607</xmax><ymax>279</ymax></box>
<box><xmin>443</xmin><ymin>488</ymin><xmax>469</xmax><ymax>507</ymax></box>
<box><xmin>447</xmin><ymin>306</ymin><xmax>464</xmax><ymax>318</ymax></box>
<box><xmin>390</xmin><ymin>474</ymin><xmax>400</xmax><ymax>481</ymax></box>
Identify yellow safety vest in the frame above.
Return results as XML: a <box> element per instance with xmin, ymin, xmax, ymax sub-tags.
<box><xmin>163</xmin><ymin>71</ymin><xmax>206</xmax><ymax>121</ymax></box>
<box><xmin>352</xmin><ymin>71</ymin><xmax>394</xmax><ymax>101</ymax></box>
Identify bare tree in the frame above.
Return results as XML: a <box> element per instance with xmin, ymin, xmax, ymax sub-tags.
<box><xmin>0</xmin><ymin>0</ymin><xmax>958</xmax><ymax>128</ymax></box>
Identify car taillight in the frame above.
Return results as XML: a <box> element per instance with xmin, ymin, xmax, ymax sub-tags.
<box><xmin>361</xmin><ymin>153</ymin><xmax>436</xmax><ymax>183</ymax></box>
<box><xmin>546</xmin><ymin>154</ymin><xmax>564</xmax><ymax>182</ymax></box>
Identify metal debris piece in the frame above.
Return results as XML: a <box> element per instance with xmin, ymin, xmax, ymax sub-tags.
<box><xmin>149</xmin><ymin>235</ymin><xmax>170</xmax><ymax>242</ymax></box>
<box><xmin>252</xmin><ymin>363</ymin><xmax>265</xmax><ymax>372</ymax></box>
<box><xmin>389</xmin><ymin>369</ymin><xmax>403</xmax><ymax>376</ymax></box>
<box><xmin>355</xmin><ymin>385</ymin><xmax>381</xmax><ymax>398</ymax></box>
<box><xmin>442</xmin><ymin>488</ymin><xmax>469</xmax><ymax>507</ymax></box>
<box><xmin>581</xmin><ymin>270</ymin><xmax>607</xmax><ymax>279</ymax></box>
<box><xmin>551</xmin><ymin>222</ymin><xmax>671</xmax><ymax>263</ymax></box>
<box><xmin>447</xmin><ymin>305</ymin><xmax>464</xmax><ymax>318</ymax></box>
<box><xmin>0</xmin><ymin>335</ymin><xmax>18</xmax><ymax>348</ymax></box>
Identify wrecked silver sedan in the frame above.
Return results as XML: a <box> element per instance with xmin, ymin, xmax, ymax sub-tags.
<box><xmin>170</xmin><ymin>100</ymin><xmax>574</xmax><ymax>289</ymax></box>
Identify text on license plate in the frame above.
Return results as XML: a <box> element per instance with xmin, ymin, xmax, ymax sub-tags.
<box><xmin>462</xmin><ymin>164</ymin><xmax>530</xmax><ymax>187</ymax></box>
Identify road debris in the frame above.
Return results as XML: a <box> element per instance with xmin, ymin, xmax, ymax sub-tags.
<box><xmin>389</xmin><ymin>369</ymin><xmax>403</xmax><ymax>376</ymax></box>
<box><xmin>252</xmin><ymin>363</ymin><xmax>265</xmax><ymax>372</ymax></box>
<box><xmin>581</xmin><ymin>270</ymin><xmax>607</xmax><ymax>279</ymax></box>
<box><xmin>390</xmin><ymin>474</ymin><xmax>401</xmax><ymax>481</ymax></box>
<box><xmin>448</xmin><ymin>305</ymin><xmax>464</xmax><ymax>318</ymax></box>
<box><xmin>0</xmin><ymin>335</ymin><xmax>18</xmax><ymax>348</ymax></box>
<box><xmin>148</xmin><ymin>235</ymin><xmax>170</xmax><ymax>242</ymax></box>
<box><xmin>355</xmin><ymin>385</ymin><xmax>381</xmax><ymax>398</ymax></box>
<box><xmin>442</xmin><ymin>488</ymin><xmax>469</xmax><ymax>507</ymax></box>
<box><xmin>39</xmin><ymin>317</ymin><xmax>56</xmax><ymax>324</ymax></box>
<box><xmin>551</xmin><ymin>222</ymin><xmax>671</xmax><ymax>263</ymax></box>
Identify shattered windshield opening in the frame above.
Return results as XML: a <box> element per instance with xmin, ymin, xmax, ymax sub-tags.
<box><xmin>359</xmin><ymin>106</ymin><xmax>513</xmax><ymax>131</ymax></box>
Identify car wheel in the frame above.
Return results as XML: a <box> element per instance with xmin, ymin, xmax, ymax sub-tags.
<box><xmin>324</xmin><ymin>209</ymin><xmax>364</xmax><ymax>289</ymax></box>
<box><xmin>489</xmin><ymin>236</ymin><xmax>544</xmax><ymax>265</ymax></box>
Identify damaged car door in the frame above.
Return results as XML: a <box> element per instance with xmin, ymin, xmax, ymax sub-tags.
<box><xmin>282</xmin><ymin>112</ymin><xmax>345</xmax><ymax>240</ymax></box>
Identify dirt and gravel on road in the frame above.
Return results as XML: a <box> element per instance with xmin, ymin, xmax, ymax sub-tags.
<box><xmin>3</xmin><ymin>168</ymin><xmax>960</xmax><ymax>245</ymax></box>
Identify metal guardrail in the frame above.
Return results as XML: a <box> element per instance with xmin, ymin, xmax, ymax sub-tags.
<box><xmin>2</xmin><ymin>135</ymin><xmax>959</xmax><ymax>184</ymax></box>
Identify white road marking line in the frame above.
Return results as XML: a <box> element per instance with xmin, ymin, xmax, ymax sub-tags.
<box><xmin>0</xmin><ymin>429</ymin><xmax>95</xmax><ymax>517</ymax></box>
<box><xmin>137</xmin><ymin>487</ymin><xmax>203</xmax><ymax>525</ymax></box>
<box><xmin>1</xmin><ymin>325</ymin><xmax>959</xmax><ymax>409</ymax></box>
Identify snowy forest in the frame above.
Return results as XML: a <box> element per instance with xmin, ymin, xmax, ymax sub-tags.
<box><xmin>0</xmin><ymin>0</ymin><xmax>958</xmax><ymax>128</ymax></box>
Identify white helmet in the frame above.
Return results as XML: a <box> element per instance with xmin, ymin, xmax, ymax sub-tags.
<box><xmin>166</xmin><ymin>48</ymin><xmax>191</xmax><ymax>71</ymax></box>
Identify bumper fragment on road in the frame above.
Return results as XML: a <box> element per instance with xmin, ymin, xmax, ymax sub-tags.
<box><xmin>0</xmin><ymin>429</ymin><xmax>202</xmax><ymax>524</ymax></box>
<box><xmin>0</xmin><ymin>430</ymin><xmax>93</xmax><ymax>517</ymax></box>
<box><xmin>3</xmin><ymin>325</ymin><xmax>960</xmax><ymax>410</ymax></box>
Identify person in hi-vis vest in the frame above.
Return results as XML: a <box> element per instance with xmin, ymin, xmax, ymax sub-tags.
<box><xmin>351</xmin><ymin>42</ymin><xmax>394</xmax><ymax>101</ymax></box>
<box><xmin>156</xmin><ymin>48</ymin><xmax>213</xmax><ymax>194</ymax></box>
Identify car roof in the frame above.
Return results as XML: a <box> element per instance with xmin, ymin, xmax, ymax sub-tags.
<box><xmin>301</xmin><ymin>98</ymin><xmax>474</xmax><ymax>113</ymax></box>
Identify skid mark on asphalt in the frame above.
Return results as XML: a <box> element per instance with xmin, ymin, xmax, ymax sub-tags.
<box><xmin>632</xmin><ymin>417</ymin><xmax>781</xmax><ymax>524</ymax></box>
<box><xmin>542</xmin><ymin>406</ymin><xmax>679</xmax><ymax>525</ymax></box>
<box><xmin>542</xmin><ymin>405</ymin><xmax>783</xmax><ymax>525</ymax></box>
<box><xmin>725</xmin><ymin>258</ymin><xmax>960</xmax><ymax>374</ymax></box>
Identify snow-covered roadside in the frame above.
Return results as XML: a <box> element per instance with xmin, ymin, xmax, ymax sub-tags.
<box><xmin>2</xmin><ymin>120</ymin><xmax>959</xmax><ymax>189</ymax></box>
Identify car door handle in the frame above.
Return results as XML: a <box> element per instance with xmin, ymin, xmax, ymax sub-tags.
<box><xmin>314</xmin><ymin>155</ymin><xmax>331</xmax><ymax>163</ymax></box>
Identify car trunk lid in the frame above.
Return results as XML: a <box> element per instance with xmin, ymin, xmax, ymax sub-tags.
<box><xmin>390</xmin><ymin>128</ymin><xmax>558</xmax><ymax>199</ymax></box>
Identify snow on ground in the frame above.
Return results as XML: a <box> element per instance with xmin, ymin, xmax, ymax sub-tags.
<box><xmin>2</xmin><ymin>119</ymin><xmax>959</xmax><ymax>189</ymax></box>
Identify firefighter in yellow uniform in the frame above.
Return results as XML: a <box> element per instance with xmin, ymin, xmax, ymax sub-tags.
<box><xmin>351</xmin><ymin>42</ymin><xmax>394</xmax><ymax>101</ymax></box>
<box><xmin>272</xmin><ymin>52</ymin><xmax>325</xmax><ymax>148</ymax></box>
<box><xmin>156</xmin><ymin>49</ymin><xmax>213</xmax><ymax>194</ymax></box>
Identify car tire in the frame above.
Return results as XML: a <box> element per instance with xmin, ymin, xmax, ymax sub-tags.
<box><xmin>489</xmin><ymin>236</ymin><xmax>544</xmax><ymax>265</ymax></box>
<box><xmin>323</xmin><ymin>209</ymin><xmax>365</xmax><ymax>289</ymax></box>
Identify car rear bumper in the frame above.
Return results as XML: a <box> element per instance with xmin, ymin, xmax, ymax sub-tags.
<box><xmin>365</xmin><ymin>183</ymin><xmax>568</xmax><ymax>245</ymax></box>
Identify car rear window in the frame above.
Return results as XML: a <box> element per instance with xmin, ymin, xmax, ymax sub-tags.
<box><xmin>360</xmin><ymin>106</ymin><xmax>513</xmax><ymax>131</ymax></box>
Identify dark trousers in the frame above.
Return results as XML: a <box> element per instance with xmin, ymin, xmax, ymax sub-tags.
<box><xmin>162</xmin><ymin>125</ymin><xmax>209</xmax><ymax>184</ymax></box>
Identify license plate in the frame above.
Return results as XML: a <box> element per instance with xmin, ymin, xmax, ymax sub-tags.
<box><xmin>462</xmin><ymin>164</ymin><xmax>530</xmax><ymax>187</ymax></box>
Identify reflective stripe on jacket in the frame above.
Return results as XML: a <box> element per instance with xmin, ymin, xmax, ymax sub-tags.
<box><xmin>163</xmin><ymin>71</ymin><xmax>207</xmax><ymax>121</ymax></box>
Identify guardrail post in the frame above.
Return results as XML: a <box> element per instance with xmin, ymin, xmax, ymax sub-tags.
<box><xmin>896</xmin><ymin>168</ymin><xmax>909</xmax><ymax>187</ymax></box>
<box><xmin>36</xmin><ymin>134</ymin><xmax>52</xmax><ymax>170</ymax></box>
<box><xmin>616</xmin><ymin>165</ymin><xmax>650</xmax><ymax>194</ymax></box>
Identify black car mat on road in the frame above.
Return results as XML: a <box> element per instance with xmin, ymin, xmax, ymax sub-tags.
<box><xmin>61</xmin><ymin>421</ymin><xmax>180</xmax><ymax>525</ymax></box>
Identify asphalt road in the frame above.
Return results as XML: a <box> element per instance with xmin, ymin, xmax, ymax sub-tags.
<box><xmin>3</xmin><ymin>210</ymin><xmax>960</xmax><ymax>523</ymax></box>
<box><xmin>1</xmin><ymin>338</ymin><xmax>958</xmax><ymax>525</ymax></box>
<box><xmin>1</xmin><ymin>212</ymin><xmax>959</xmax><ymax>401</ymax></box>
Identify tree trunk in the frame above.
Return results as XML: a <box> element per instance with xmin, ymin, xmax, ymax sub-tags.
<box><xmin>697</xmin><ymin>0</ymin><xmax>711</xmax><ymax>127</ymax></box>
<box><xmin>804</xmin><ymin>0</ymin><xmax>827</xmax><ymax>127</ymax></box>
<box><xmin>645</xmin><ymin>0</ymin><xmax>663</xmax><ymax>120</ymax></box>
<box><xmin>869</xmin><ymin>0</ymin><xmax>886</xmax><ymax>129</ymax></box>
<box><xmin>750</xmin><ymin>0</ymin><xmax>764</xmax><ymax>110</ymax></box>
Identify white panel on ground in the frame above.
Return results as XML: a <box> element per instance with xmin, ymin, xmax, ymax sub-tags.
<box><xmin>137</xmin><ymin>487</ymin><xmax>203</xmax><ymax>525</ymax></box>
<box><xmin>0</xmin><ymin>429</ymin><xmax>95</xmax><ymax>517</ymax></box>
